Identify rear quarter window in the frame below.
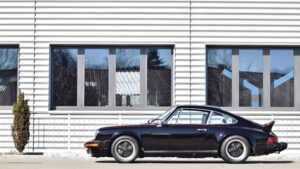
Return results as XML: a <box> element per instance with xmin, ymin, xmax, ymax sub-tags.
<box><xmin>209</xmin><ymin>112</ymin><xmax>237</xmax><ymax>125</ymax></box>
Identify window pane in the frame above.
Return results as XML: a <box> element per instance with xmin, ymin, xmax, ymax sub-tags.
<box><xmin>85</xmin><ymin>48</ymin><xmax>109</xmax><ymax>106</ymax></box>
<box><xmin>270</xmin><ymin>49</ymin><xmax>294</xmax><ymax>107</ymax></box>
<box><xmin>207</xmin><ymin>48</ymin><xmax>232</xmax><ymax>106</ymax></box>
<box><xmin>52</xmin><ymin>47</ymin><xmax>77</xmax><ymax>106</ymax></box>
<box><xmin>167</xmin><ymin>109</ymin><xmax>209</xmax><ymax>125</ymax></box>
<box><xmin>147</xmin><ymin>48</ymin><xmax>172</xmax><ymax>106</ymax></box>
<box><xmin>0</xmin><ymin>47</ymin><xmax>18</xmax><ymax>105</ymax></box>
<box><xmin>209</xmin><ymin>112</ymin><xmax>237</xmax><ymax>124</ymax></box>
<box><xmin>239</xmin><ymin>49</ymin><xmax>263</xmax><ymax>107</ymax></box>
<box><xmin>116</xmin><ymin>48</ymin><xmax>140</xmax><ymax>107</ymax></box>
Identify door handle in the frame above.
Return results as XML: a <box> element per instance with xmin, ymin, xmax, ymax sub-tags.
<box><xmin>196</xmin><ymin>128</ymin><xmax>207</xmax><ymax>133</ymax></box>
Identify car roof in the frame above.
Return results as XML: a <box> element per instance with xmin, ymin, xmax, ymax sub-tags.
<box><xmin>173</xmin><ymin>105</ymin><xmax>240</xmax><ymax>119</ymax></box>
<box><xmin>175</xmin><ymin>105</ymin><xmax>223</xmax><ymax>111</ymax></box>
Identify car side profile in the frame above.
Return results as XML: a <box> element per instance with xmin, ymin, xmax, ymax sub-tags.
<box><xmin>84</xmin><ymin>105</ymin><xmax>287</xmax><ymax>163</ymax></box>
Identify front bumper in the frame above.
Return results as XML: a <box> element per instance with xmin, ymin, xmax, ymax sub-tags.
<box><xmin>84</xmin><ymin>140</ymin><xmax>109</xmax><ymax>157</ymax></box>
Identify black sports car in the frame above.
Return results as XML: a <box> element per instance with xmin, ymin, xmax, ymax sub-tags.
<box><xmin>84</xmin><ymin>105</ymin><xmax>287</xmax><ymax>163</ymax></box>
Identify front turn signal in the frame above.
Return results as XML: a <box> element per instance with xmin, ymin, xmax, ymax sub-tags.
<box><xmin>84</xmin><ymin>143</ymin><xmax>99</xmax><ymax>148</ymax></box>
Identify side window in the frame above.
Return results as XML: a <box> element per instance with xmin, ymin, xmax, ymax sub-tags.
<box><xmin>167</xmin><ymin>109</ymin><xmax>210</xmax><ymax>125</ymax></box>
<box><xmin>209</xmin><ymin>112</ymin><xmax>237</xmax><ymax>124</ymax></box>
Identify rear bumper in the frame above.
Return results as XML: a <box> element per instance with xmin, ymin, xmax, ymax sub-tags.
<box><xmin>255</xmin><ymin>142</ymin><xmax>288</xmax><ymax>156</ymax></box>
<box><xmin>267</xmin><ymin>142</ymin><xmax>288</xmax><ymax>153</ymax></box>
<box><xmin>84</xmin><ymin>140</ymin><xmax>109</xmax><ymax>158</ymax></box>
<box><xmin>274</xmin><ymin>142</ymin><xmax>288</xmax><ymax>152</ymax></box>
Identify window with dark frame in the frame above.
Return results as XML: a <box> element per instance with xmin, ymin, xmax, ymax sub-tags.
<box><xmin>51</xmin><ymin>46</ymin><xmax>173</xmax><ymax>110</ymax></box>
<box><xmin>207</xmin><ymin>47</ymin><xmax>296</xmax><ymax>109</ymax></box>
<box><xmin>0</xmin><ymin>47</ymin><xmax>18</xmax><ymax>106</ymax></box>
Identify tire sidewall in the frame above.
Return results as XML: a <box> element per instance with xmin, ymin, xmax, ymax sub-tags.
<box><xmin>221</xmin><ymin>135</ymin><xmax>250</xmax><ymax>163</ymax></box>
<box><xmin>111</xmin><ymin>136</ymin><xmax>139</xmax><ymax>163</ymax></box>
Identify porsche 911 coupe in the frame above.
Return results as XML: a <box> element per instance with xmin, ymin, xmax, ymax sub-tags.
<box><xmin>84</xmin><ymin>105</ymin><xmax>287</xmax><ymax>163</ymax></box>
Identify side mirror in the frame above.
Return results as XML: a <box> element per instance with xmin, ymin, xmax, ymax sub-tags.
<box><xmin>148</xmin><ymin>118</ymin><xmax>165</xmax><ymax>125</ymax></box>
<box><xmin>153</xmin><ymin>119</ymin><xmax>164</xmax><ymax>126</ymax></box>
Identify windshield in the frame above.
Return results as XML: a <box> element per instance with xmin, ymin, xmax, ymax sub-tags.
<box><xmin>157</xmin><ymin>106</ymin><xmax>177</xmax><ymax>120</ymax></box>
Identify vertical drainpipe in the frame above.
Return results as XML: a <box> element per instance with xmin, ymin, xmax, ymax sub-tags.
<box><xmin>32</xmin><ymin>0</ymin><xmax>37</xmax><ymax>152</ymax></box>
<box><xmin>189</xmin><ymin>0</ymin><xmax>192</xmax><ymax>104</ymax></box>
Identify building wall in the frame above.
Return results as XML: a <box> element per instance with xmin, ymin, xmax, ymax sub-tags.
<box><xmin>0</xmin><ymin>0</ymin><xmax>300</xmax><ymax>152</ymax></box>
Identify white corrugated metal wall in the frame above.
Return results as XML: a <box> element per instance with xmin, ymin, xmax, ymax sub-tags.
<box><xmin>0</xmin><ymin>0</ymin><xmax>299</xmax><ymax>152</ymax></box>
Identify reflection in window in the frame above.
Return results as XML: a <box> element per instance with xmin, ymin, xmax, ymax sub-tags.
<box><xmin>147</xmin><ymin>48</ymin><xmax>172</xmax><ymax>106</ymax></box>
<box><xmin>85</xmin><ymin>49</ymin><xmax>109</xmax><ymax>106</ymax></box>
<box><xmin>207</xmin><ymin>48</ymin><xmax>232</xmax><ymax>106</ymax></box>
<box><xmin>52</xmin><ymin>47</ymin><xmax>77</xmax><ymax>106</ymax></box>
<box><xmin>270</xmin><ymin>49</ymin><xmax>294</xmax><ymax>107</ymax></box>
<box><xmin>0</xmin><ymin>47</ymin><xmax>18</xmax><ymax>105</ymax></box>
<box><xmin>239</xmin><ymin>49</ymin><xmax>263</xmax><ymax>107</ymax></box>
<box><xmin>116</xmin><ymin>49</ymin><xmax>140</xmax><ymax>107</ymax></box>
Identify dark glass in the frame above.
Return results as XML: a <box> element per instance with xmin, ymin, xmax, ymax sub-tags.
<box><xmin>147</xmin><ymin>48</ymin><xmax>172</xmax><ymax>106</ymax></box>
<box><xmin>239</xmin><ymin>49</ymin><xmax>263</xmax><ymax>107</ymax></box>
<box><xmin>85</xmin><ymin>49</ymin><xmax>109</xmax><ymax>106</ymax></box>
<box><xmin>52</xmin><ymin>47</ymin><xmax>77</xmax><ymax>106</ymax></box>
<box><xmin>270</xmin><ymin>49</ymin><xmax>294</xmax><ymax>107</ymax></box>
<box><xmin>207</xmin><ymin>48</ymin><xmax>232</xmax><ymax>106</ymax></box>
<box><xmin>0</xmin><ymin>47</ymin><xmax>18</xmax><ymax>105</ymax></box>
<box><xmin>116</xmin><ymin>48</ymin><xmax>140</xmax><ymax>107</ymax></box>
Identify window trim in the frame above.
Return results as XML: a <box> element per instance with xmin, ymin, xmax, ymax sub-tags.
<box><xmin>206</xmin><ymin>46</ymin><xmax>299</xmax><ymax>111</ymax></box>
<box><xmin>0</xmin><ymin>45</ymin><xmax>19</xmax><ymax>109</ymax></box>
<box><xmin>50</xmin><ymin>45</ymin><xmax>174</xmax><ymax>110</ymax></box>
<box><xmin>207</xmin><ymin>111</ymin><xmax>238</xmax><ymax>125</ymax></box>
<box><xmin>165</xmin><ymin>108</ymin><xmax>211</xmax><ymax>125</ymax></box>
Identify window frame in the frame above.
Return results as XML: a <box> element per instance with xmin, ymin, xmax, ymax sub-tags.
<box><xmin>0</xmin><ymin>45</ymin><xmax>19</xmax><ymax>110</ymax></box>
<box><xmin>206</xmin><ymin>46</ymin><xmax>300</xmax><ymax>111</ymax></box>
<box><xmin>50</xmin><ymin>45</ymin><xmax>174</xmax><ymax>110</ymax></box>
<box><xmin>166</xmin><ymin>108</ymin><xmax>211</xmax><ymax>125</ymax></box>
<box><xmin>207</xmin><ymin>111</ymin><xmax>238</xmax><ymax>125</ymax></box>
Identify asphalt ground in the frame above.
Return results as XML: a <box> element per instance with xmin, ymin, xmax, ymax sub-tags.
<box><xmin>0</xmin><ymin>155</ymin><xmax>299</xmax><ymax>169</ymax></box>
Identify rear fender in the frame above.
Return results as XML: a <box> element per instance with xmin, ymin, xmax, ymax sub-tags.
<box><xmin>218</xmin><ymin>132</ymin><xmax>257</xmax><ymax>155</ymax></box>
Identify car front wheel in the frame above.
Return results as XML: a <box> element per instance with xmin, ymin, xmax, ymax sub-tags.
<box><xmin>111</xmin><ymin>136</ymin><xmax>139</xmax><ymax>163</ymax></box>
<box><xmin>220</xmin><ymin>135</ymin><xmax>250</xmax><ymax>163</ymax></box>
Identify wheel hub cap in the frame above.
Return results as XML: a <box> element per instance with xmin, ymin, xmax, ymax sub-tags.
<box><xmin>228</xmin><ymin>142</ymin><xmax>244</xmax><ymax>157</ymax></box>
<box><xmin>117</xmin><ymin>141</ymin><xmax>133</xmax><ymax>158</ymax></box>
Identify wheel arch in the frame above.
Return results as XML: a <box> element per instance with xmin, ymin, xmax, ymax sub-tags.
<box><xmin>108</xmin><ymin>131</ymin><xmax>143</xmax><ymax>157</ymax></box>
<box><xmin>218</xmin><ymin>134</ymin><xmax>255</xmax><ymax>155</ymax></box>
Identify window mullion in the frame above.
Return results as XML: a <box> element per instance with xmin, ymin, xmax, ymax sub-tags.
<box><xmin>294</xmin><ymin>49</ymin><xmax>300</xmax><ymax>109</ymax></box>
<box><xmin>109</xmin><ymin>48</ymin><xmax>116</xmax><ymax>108</ymax></box>
<box><xmin>232</xmin><ymin>48</ymin><xmax>239</xmax><ymax>109</ymax></box>
<box><xmin>77</xmin><ymin>48</ymin><xmax>85</xmax><ymax>108</ymax></box>
<box><xmin>140</xmin><ymin>48</ymin><xmax>147</xmax><ymax>108</ymax></box>
<box><xmin>263</xmin><ymin>49</ymin><xmax>270</xmax><ymax>108</ymax></box>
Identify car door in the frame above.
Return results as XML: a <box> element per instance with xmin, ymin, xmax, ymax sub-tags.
<box><xmin>145</xmin><ymin>108</ymin><xmax>211</xmax><ymax>152</ymax></box>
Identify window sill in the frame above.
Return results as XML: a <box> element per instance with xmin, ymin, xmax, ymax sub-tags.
<box><xmin>49</xmin><ymin>106</ymin><xmax>171</xmax><ymax>115</ymax></box>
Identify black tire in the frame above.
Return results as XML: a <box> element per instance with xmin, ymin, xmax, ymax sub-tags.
<box><xmin>111</xmin><ymin>136</ymin><xmax>139</xmax><ymax>163</ymax></box>
<box><xmin>220</xmin><ymin>135</ymin><xmax>250</xmax><ymax>163</ymax></box>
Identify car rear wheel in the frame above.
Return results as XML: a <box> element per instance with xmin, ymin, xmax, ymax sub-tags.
<box><xmin>111</xmin><ymin>136</ymin><xmax>139</xmax><ymax>163</ymax></box>
<box><xmin>220</xmin><ymin>135</ymin><xmax>250</xmax><ymax>163</ymax></box>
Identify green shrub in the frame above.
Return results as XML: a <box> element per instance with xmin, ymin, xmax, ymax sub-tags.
<box><xmin>11</xmin><ymin>91</ymin><xmax>30</xmax><ymax>153</ymax></box>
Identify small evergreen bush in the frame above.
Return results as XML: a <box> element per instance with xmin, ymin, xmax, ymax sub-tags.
<box><xmin>11</xmin><ymin>91</ymin><xmax>30</xmax><ymax>153</ymax></box>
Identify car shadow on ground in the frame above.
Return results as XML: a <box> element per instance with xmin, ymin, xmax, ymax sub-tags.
<box><xmin>96</xmin><ymin>160</ymin><xmax>293</xmax><ymax>164</ymax></box>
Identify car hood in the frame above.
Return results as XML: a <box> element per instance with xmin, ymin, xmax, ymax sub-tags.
<box><xmin>99</xmin><ymin>123</ymin><xmax>152</xmax><ymax>131</ymax></box>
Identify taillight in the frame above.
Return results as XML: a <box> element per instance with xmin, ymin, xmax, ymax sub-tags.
<box><xmin>268</xmin><ymin>137</ymin><xmax>278</xmax><ymax>143</ymax></box>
